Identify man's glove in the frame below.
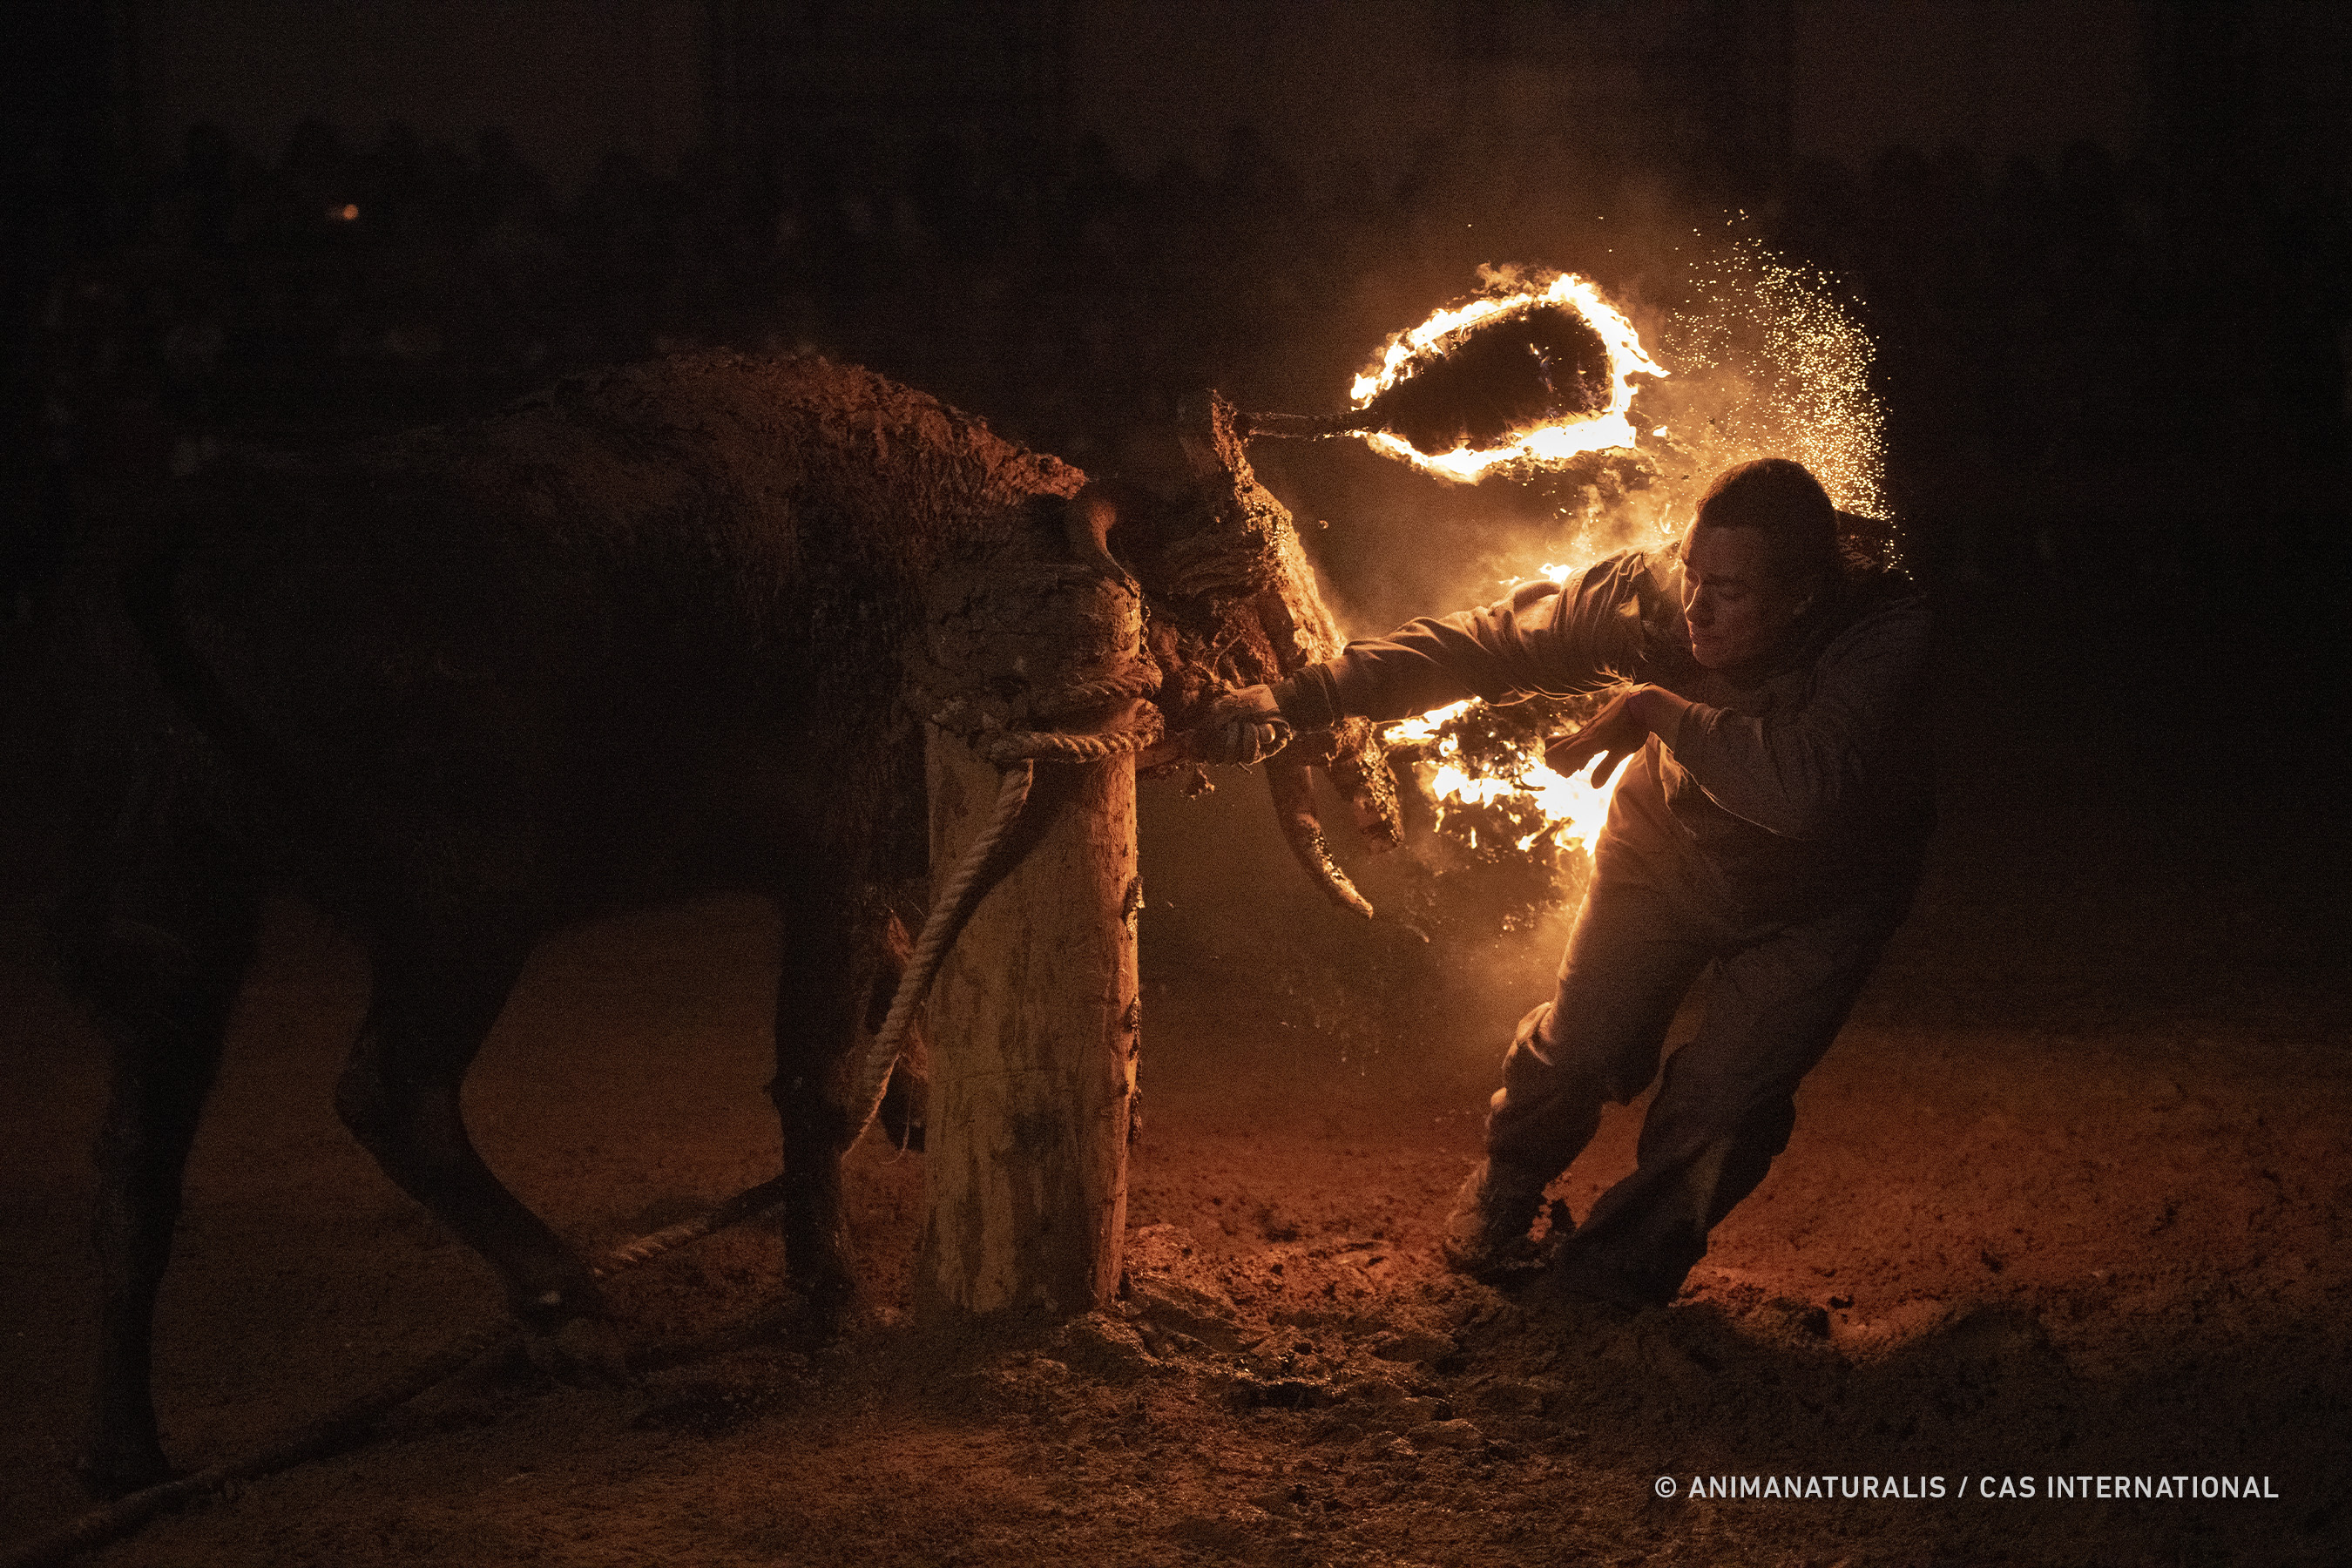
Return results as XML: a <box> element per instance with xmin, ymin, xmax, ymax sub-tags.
<box><xmin>1193</xmin><ymin>684</ymin><xmax>1294</xmax><ymax>766</ymax></box>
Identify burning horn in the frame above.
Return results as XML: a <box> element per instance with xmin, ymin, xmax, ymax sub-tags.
<box><xmin>1147</xmin><ymin>392</ymin><xmax>1404</xmax><ymax>918</ymax></box>
<box><xmin>1241</xmin><ymin>270</ymin><xmax>1665</xmax><ymax>483</ymax></box>
<box><xmin>1240</xmin><ymin>295</ymin><xmax>1611</xmax><ymax>456</ymax></box>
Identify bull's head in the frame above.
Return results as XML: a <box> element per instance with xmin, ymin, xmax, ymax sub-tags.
<box><xmin>1094</xmin><ymin>392</ymin><xmax>1403</xmax><ymax>916</ymax></box>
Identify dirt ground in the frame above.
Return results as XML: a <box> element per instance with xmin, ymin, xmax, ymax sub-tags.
<box><xmin>3</xmin><ymin>584</ymin><xmax>2348</xmax><ymax>1567</ymax></box>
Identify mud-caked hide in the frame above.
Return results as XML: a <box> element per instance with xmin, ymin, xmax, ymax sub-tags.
<box><xmin>1125</xmin><ymin>392</ymin><xmax>1403</xmax><ymax>916</ymax></box>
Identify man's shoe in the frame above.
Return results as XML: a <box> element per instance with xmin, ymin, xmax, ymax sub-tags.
<box><xmin>1440</xmin><ymin>1161</ymin><xmax>1550</xmax><ymax>1282</ymax></box>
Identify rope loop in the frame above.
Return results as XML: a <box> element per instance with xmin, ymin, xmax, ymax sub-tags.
<box><xmin>844</xmin><ymin>760</ymin><xmax>1035</xmax><ymax>1135</ymax></box>
<box><xmin>846</xmin><ymin>676</ymin><xmax>1164</xmax><ymax>1146</ymax></box>
<box><xmin>973</xmin><ymin>705</ymin><xmax>1165</xmax><ymax>768</ymax></box>
<box><xmin>1031</xmin><ymin>658</ymin><xmax>1164</xmax><ymax>718</ymax></box>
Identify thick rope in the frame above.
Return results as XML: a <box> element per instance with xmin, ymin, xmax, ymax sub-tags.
<box><xmin>847</xmin><ymin>694</ymin><xmax>1168</xmax><ymax>1140</ymax></box>
<box><xmin>3</xmin><ymin>1178</ymin><xmax>797</xmax><ymax>1568</ymax></box>
<box><xmin>845</xmin><ymin>760</ymin><xmax>1036</xmax><ymax>1139</ymax></box>
<box><xmin>3</xmin><ymin>1322</ymin><xmax>524</xmax><ymax>1568</ymax></box>
<box><xmin>591</xmin><ymin>1172</ymin><xmax>791</xmax><ymax>1277</ymax></box>
<box><xmin>971</xmin><ymin>705</ymin><xmax>1164</xmax><ymax>768</ymax></box>
<box><xmin>1031</xmin><ymin>659</ymin><xmax>1162</xmax><ymax>718</ymax></box>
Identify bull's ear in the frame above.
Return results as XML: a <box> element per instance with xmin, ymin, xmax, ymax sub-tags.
<box><xmin>1173</xmin><ymin>425</ymin><xmax>1219</xmax><ymax>479</ymax></box>
<box><xmin>1062</xmin><ymin>485</ymin><xmax>1133</xmax><ymax>584</ymax></box>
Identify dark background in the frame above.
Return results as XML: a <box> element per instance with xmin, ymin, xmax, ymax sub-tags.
<box><xmin>5</xmin><ymin>0</ymin><xmax>2348</xmax><ymax>608</ymax></box>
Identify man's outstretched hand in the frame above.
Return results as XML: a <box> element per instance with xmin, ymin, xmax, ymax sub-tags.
<box><xmin>1544</xmin><ymin>689</ymin><xmax>1652</xmax><ymax>785</ymax></box>
<box><xmin>1193</xmin><ymin>684</ymin><xmax>1294</xmax><ymax>766</ymax></box>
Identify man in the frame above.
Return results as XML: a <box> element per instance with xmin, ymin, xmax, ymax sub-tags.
<box><xmin>1203</xmin><ymin>458</ymin><xmax>1932</xmax><ymax>1308</ymax></box>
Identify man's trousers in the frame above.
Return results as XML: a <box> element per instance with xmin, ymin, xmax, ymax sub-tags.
<box><xmin>1485</xmin><ymin>843</ymin><xmax>1909</xmax><ymax>1306</ymax></box>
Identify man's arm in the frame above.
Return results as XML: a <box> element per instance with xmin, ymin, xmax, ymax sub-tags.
<box><xmin>1195</xmin><ymin>550</ymin><xmax>1677</xmax><ymax>764</ymax></box>
<box><xmin>1273</xmin><ymin>550</ymin><xmax>1673</xmax><ymax>727</ymax></box>
<box><xmin>1661</xmin><ymin>598</ymin><xmax>1930</xmax><ymax>839</ymax></box>
<box><xmin>1268</xmin><ymin>583</ymin><xmax>1554</xmax><ymax>727</ymax></box>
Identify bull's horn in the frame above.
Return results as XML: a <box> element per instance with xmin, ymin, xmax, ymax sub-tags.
<box><xmin>1266</xmin><ymin>755</ymin><xmax>1374</xmax><ymax>919</ymax></box>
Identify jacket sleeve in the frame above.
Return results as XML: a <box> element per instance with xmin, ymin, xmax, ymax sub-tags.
<box><xmin>1665</xmin><ymin>596</ymin><xmax>1931</xmax><ymax>840</ymax></box>
<box><xmin>1274</xmin><ymin>550</ymin><xmax>1673</xmax><ymax>725</ymax></box>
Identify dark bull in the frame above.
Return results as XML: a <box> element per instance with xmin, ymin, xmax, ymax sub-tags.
<box><xmin>36</xmin><ymin>352</ymin><xmax>1399</xmax><ymax>1496</ymax></box>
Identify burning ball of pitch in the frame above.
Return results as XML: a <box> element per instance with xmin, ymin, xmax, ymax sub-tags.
<box><xmin>1362</xmin><ymin>301</ymin><xmax>1614</xmax><ymax>456</ymax></box>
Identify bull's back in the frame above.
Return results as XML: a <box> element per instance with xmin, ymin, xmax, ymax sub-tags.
<box><xmin>152</xmin><ymin>353</ymin><xmax>1085</xmax><ymax>923</ymax></box>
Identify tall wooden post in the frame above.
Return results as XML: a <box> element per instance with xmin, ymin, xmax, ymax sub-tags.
<box><xmin>914</xmin><ymin>733</ymin><xmax>1138</xmax><ymax>1318</ymax></box>
<box><xmin>911</xmin><ymin>540</ymin><xmax>1144</xmax><ymax>1322</ymax></box>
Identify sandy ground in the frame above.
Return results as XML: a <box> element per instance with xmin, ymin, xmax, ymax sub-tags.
<box><xmin>3</xmin><ymin>585</ymin><xmax>2348</xmax><ymax>1567</ymax></box>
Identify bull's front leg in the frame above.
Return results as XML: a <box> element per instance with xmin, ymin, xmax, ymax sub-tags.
<box><xmin>767</xmin><ymin>878</ymin><xmax>873</xmax><ymax>1338</ymax></box>
<box><xmin>333</xmin><ymin>936</ymin><xmax>624</xmax><ymax>1380</ymax></box>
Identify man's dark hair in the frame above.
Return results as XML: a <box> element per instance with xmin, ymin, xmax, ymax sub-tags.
<box><xmin>1693</xmin><ymin>458</ymin><xmax>1838</xmax><ymax>586</ymax></box>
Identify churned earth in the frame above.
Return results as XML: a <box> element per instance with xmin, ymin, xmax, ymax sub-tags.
<box><xmin>3</xmin><ymin>584</ymin><xmax>2346</xmax><ymax>1567</ymax></box>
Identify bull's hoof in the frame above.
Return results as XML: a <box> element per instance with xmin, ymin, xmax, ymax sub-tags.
<box><xmin>775</xmin><ymin>1279</ymin><xmax>861</xmax><ymax>1347</ymax></box>
<box><xmin>523</xmin><ymin>1314</ymin><xmax>631</xmax><ymax>1388</ymax></box>
<box><xmin>75</xmin><ymin>1440</ymin><xmax>173</xmax><ymax>1500</ymax></box>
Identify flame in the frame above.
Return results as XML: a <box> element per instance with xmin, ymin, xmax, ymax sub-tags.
<box><xmin>1361</xmin><ymin>247</ymin><xmax>1896</xmax><ymax>899</ymax></box>
<box><xmin>1388</xmin><ymin>696</ymin><xmax>1631</xmax><ymax>855</ymax></box>
<box><xmin>1350</xmin><ymin>272</ymin><xmax>1666</xmax><ymax>483</ymax></box>
<box><xmin>1383</xmin><ymin>552</ymin><xmax>1639</xmax><ymax>861</ymax></box>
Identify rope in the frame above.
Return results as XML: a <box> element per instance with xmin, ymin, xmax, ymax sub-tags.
<box><xmin>844</xmin><ymin>760</ymin><xmax>1035</xmax><ymax>1139</ymax></box>
<box><xmin>972</xmin><ymin>706</ymin><xmax>1164</xmax><ymax>768</ymax></box>
<box><xmin>591</xmin><ymin>1172</ymin><xmax>791</xmax><ymax>1277</ymax></box>
<box><xmin>1031</xmin><ymin>659</ymin><xmax>1162</xmax><ymax>718</ymax></box>
<box><xmin>3</xmin><ymin>1177</ymin><xmax>797</xmax><ymax>1568</ymax></box>
<box><xmin>844</xmin><ymin>694</ymin><xmax>1162</xmax><ymax>1145</ymax></box>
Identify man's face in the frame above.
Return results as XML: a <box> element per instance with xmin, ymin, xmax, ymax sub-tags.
<box><xmin>1679</xmin><ymin>524</ymin><xmax>1810</xmax><ymax>670</ymax></box>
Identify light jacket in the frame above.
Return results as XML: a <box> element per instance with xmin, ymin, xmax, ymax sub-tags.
<box><xmin>1273</xmin><ymin>548</ymin><xmax>1935</xmax><ymax>924</ymax></box>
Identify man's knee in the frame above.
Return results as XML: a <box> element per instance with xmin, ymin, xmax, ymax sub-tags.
<box><xmin>1500</xmin><ymin>1003</ymin><xmax>1558</xmax><ymax>1085</ymax></box>
<box><xmin>1484</xmin><ymin>1004</ymin><xmax>1609</xmax><ymax>1179</ymax></box>
<box><xmin>1538</xmin><ymin>1003</ymin><xmax>1666</xmax><ymax>1105</ymax></box>
<box><xmin>1497</xmin><ymin>1004</ymin><xmax>1617</xmax><ymax>1111</ymax></box>
<box><xmin>1744</xmin><ymin>1095</ymin><xmax>1798</xmax><ymax>1161</ymax></box>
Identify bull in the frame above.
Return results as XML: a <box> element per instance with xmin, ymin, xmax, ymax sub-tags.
<box><xmin>31</xmin><ymin>351</ymin><xmax>1398</xmax><ymax>1496</ymax></box>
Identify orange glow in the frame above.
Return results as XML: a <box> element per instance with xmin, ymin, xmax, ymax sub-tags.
<box><xmin>1387</xmin><ymin>693</ymin><xmax>1631</xmax><ymax>856</ymax></box>
<box><xmin>1362</xmin><ymin>248</ymin><xmax>1896</xmax><ymax>889</ymax></box>
<box><xmin>1349</xmin><ymin>271</ymin><xmax>1666</xmax><ymax>483</ymax></box>
<box><xmin>335</xmin><ymin>204</ymin><xmax>360</xmax><ymax>221</ymax></box>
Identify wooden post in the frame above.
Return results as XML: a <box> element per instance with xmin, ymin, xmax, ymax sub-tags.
<box><xmin>914</xmin><ymin>726</ymin><xmax>1139</xmax><ymax>1319</ymax></box>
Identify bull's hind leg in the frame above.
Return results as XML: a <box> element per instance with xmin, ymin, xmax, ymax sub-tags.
<box><xmin>64</xmin><ymin>889</ymin><xmax>259</xmax><ymax>1496</ymax></box>
<box><xmin>333</xmin><ymin>938</ymin><xmax>624</xmax><ymax>1380</ymax></box>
